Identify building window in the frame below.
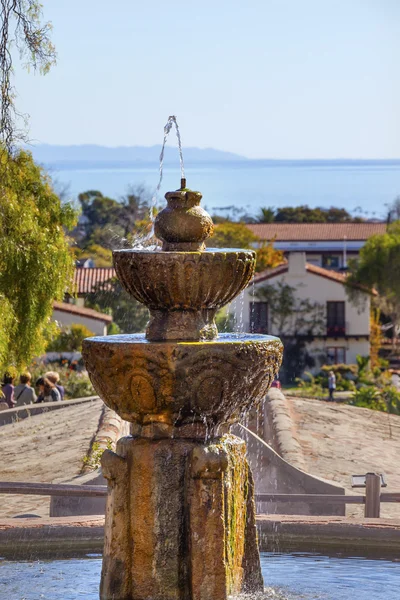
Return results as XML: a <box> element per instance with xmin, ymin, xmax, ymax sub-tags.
<box><xmin>327</xmin><ymin>301</ymin><xmax>345</xmax><ymax>336</ymax></box>
<box><xmin>252</xmin><ymin>302</ymin><xmax>268</xmax><ymax>333</ymax></box>
<box><xmin>327</xmin><ymin>347</ymin><xmax>346</xmax><ymax>364</ymax></box>
<box><xmin>323</xmin><ymin>255</ymin><xmax>340</xmax><ymax>269</ymax></box>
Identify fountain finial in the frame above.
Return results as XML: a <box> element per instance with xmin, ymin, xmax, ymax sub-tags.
<box><xmin>154</xmin><ymin>180</ymin><xmax>214</xmax><ymax>252</ymax></box>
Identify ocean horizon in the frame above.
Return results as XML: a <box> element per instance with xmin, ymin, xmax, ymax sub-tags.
<box><xmin>47</xmin><ymin>158</ymin><xmax>400</xmax><ymax>220</ymax></box>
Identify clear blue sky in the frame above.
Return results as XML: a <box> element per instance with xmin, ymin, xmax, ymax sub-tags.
<box><xmin>14</xmin><ymin>0</ymin><xmax>400</xmax><ymax>158</ymax></box>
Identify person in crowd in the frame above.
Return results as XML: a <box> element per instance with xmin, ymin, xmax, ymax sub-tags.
<box><xmin>36</xmin><ymin>377</ymin><xmax>61</xmax><ymax>403</ymax></box>
<box><xmin>1</xmin><ymin>373</ymin><xmax>15</xmax><ymax>408</ymax></box>
<box><xmin>328</xmin><ymin>370</ymin><xmax>336</xmax><ymax>402</ymax></box>
<box><xmin>13</xmin><ymin>372</ymin><xmax>37</xmax><ymax>406</ymax></box>
<box><xmin>44</xmin><ymin>371</ymin><xmax>65</xmax><ymax>400</ymax></box>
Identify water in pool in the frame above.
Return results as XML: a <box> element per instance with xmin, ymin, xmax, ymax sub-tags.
<box><xmin>0</xmin><ymin>552</ymin><xmax>399</xmax><ymax>599</ymax></box>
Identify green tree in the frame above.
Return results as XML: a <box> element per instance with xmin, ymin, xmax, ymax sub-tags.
<box><xmin>0</xmin><ymin>149</ymin><xmax>77</xmax><ymax>369</ymax></box>
<box><xmin>208</xmin><ymin>222</ymin><xmax>283</xmax><ymax>272</ymax></box>
<box><xmin>47</xmin><ymin>324</ymin><xmax>94</xmax><ymax>353</ymax></box>
<box><xmin>256</xmin><ymin>207</ymin><xmax>275</xmax><ymax>223</ymax></box>
<box><xmin>347</xmin><ymin>222</ymin><xmax>400</xmax><ymax>342</ymax></box>
<box><xmin>75</xmin><ymin>188</ymin><xmax>153</xmax><ymax>252</ymax></box>
<box><xmin>208</xmin><ymin>222</ymin><xmax>259</xmax><ymax>248</ymax></box>
<box><xmin>77</xmin><ymin>190</ymin><xmax>122</xmax><ymax>247</ymax></box>
<box><xmin>273</xmin><ymin>205</ymin><xmax>358</xmax><ymax>223</ymax></box>
<box><xmin>0</xmin><ymin>1</ymin><xmax>56</xmax><ymax>151</ymax></box>
<box><xmin>85</xmin><ymin>278</ymin><xmax>149</xmax><ymax>334</ymax></box>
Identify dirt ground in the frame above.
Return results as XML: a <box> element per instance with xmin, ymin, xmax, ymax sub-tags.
<box><xmin>0</xmin><ymin>399</ymin><xmax>104</xmax><ymax>517</ymax></box>
<box><xmin>285</xmin><ymin>395</ymin><xmax>400</xmax><ymax>518</ymax></box>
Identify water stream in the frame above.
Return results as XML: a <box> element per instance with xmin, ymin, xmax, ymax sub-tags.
<box><xmin>149</xmin><ymin>115</ymin><xmax>185</xmax><ymax>220</ymax></box>
<box><xmin>133</xmin><ymin>115</ymin><xmax>185</xmax><ymax>248</ymax></box>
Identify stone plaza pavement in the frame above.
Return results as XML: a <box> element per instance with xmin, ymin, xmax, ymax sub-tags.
<box><xmin>0</xmin><ymin>398</ymin><xmax>104</xmax><ymax>517</ymax></box>
<box><xmin>284</xmin><ymin>395</ymin><xmax>400</xmax><ymax>519</ymax></box>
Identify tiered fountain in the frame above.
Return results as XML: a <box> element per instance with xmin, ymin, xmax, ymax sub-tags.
<box><xmin>83</xmin><ymin>177</ymin><xmax>283</xmax><ymax>600</ymax></box>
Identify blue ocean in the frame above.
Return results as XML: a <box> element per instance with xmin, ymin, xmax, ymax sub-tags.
<box><xmin>49</xmin><ymin>160</ymin><xmax>400</xmax><ymax>220</ymax></box>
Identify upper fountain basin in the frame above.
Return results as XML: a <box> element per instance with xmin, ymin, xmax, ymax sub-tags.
<box><xmin>113</xmin><ymin>247</ymin><xmax>256</xmax><ymax>311</ymax></box>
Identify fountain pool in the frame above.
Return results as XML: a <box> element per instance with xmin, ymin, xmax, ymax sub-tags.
<box><xmin>1</xmin><ymin>552</ymin><xmax>399</xmax><ymax>600</ymax></box>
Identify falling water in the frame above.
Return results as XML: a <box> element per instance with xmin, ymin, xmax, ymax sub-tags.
<box><xmin>250</xmin><ymin>277</ymin><xmax>256</xmax><ymax>334</ymax></box>
<box><xmin>149</xmin><ymin>115</ymin><xmax>185</xmax><ymax>221</ymax></box>
<box><xmin>133</xmin><ymin>115</ymin><xmax>186</xmax><ymax>249</ymax></box>
<box><xmin>237</xmin><ymin>290</ymin><xmax>245</xmax><ymax>334</ymax></box>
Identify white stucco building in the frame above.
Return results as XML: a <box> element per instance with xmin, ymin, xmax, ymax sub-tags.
<box><xmin>52</xmin><ymin>301</ymin><xmax>112</xmax><ymax>336</ymax></box>
<box><xmin>230</xmin><ymin>252</ymin><xmax>374</xmax><ymax>371</ymax></box>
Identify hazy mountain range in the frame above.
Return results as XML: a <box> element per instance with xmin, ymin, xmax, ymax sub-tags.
<box><xmin>28</xmin><ymin>144</ymin><xmax>247</xmax><ymax>166</ymax></box>
<box><xmin>26</xmin><ymin>145</ymin><xmax>400</xmax><ymax>170</ymax></box>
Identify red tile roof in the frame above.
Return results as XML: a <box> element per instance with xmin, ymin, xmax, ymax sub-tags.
<box><xmin>73</xmin><ymin>267</ymin><xmax>116</xmax><ymax>295</ymax></box>
<box><xmin>247</xmin><ymin>222</ymin><xmax>386</xmax><ymax>241</ymax></box>
<box><xmin>253</xmin><ymin>262</ymin><xmax>377</xmax><ymax>295</ymax></box>
<box><xmin>53</xmin><ymin>301</ymin><xmax>112</xmax><ymax>323</ymax></box>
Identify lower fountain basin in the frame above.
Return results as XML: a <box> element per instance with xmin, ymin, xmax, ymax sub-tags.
<box><xmin>82</xmin><ymin>333</ymin><xmax>283</xmax><ymax>434</ymax></box>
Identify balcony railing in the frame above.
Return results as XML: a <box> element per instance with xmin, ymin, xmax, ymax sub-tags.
<box><xmin>327</xmin><ymin>324</ymin><xmax>346</xmax><ymax>337</ymax></box>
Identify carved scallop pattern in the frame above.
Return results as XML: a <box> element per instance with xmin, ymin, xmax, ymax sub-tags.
<box><xmin>113</xmin><ymin>250</ymin><xmax>256</xmax><ymax>312</ymax></box>
<box><xmin>83</xmin><ymin>335</ymin><xmax>283</xmax><ymax>428</ymax></box>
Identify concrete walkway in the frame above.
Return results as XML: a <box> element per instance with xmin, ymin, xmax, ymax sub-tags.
<box><xmin>0</xmin><ymin>398</ymin><xmax>104</xmax><ymax>517</ymax></box>
<box><xmin>284</xmin><ymin>395</ymin><xmax>400</xmax><ymax>518</ymax></box>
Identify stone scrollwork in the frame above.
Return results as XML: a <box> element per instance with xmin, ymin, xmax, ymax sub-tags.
<box><xmin>83</xmin><ymin>334</ymin><xmax>283</xmax><ymax>430</ymax></box>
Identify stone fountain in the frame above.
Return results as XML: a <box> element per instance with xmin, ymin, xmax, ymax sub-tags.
<box><xmin>82</xmin><ymin>179</ymin><xmax>283</xmax><ymax>600</ymax></box>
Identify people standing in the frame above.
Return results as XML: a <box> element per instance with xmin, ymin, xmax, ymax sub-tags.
<box><xmin>14</xmin><ymin>372</ymin><xmax>37</xmax><ymax>406</ymax></box>
<box><xmin>1</xmin><ymin>374</ymin><xmax>15</xmax><ymax>408</ymax></box>
<box><xmin>36</xmin><ymin>377</ymin><xmax>61</xmax><ymax>403</ymax></box>
<box><xmin>328</xmin><ymin>370</ymin><xmax>336</xmax><ymax>402</ymax></box>
<box><xmin>43</xmin><ymin>378</ymin><xmax>61</xmax><ymax>402</ymax></box>
<box><xmin>44</xmin><ymin>371</ymin><xmax>65</xmax><ymax>400</ymax></box>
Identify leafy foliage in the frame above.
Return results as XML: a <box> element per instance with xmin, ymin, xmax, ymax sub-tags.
<box><xmin>347</xmin><ymin>222</ymin><xmax>400</xmax><ymax>341</ymax></box>
<box><xmin>215</xmin><ymin>308</ymin><xmax>236</xmax><ymax>333</ymax></box>
<box><xmin>255</xmin><ymin>242</ymin><xmax>284</xmax><ymax>272</ymax></box>
<box><xmin>82</xmin><ymin>440</ymin><xmax>113</xmax><ymax>471</ymax></box>
<box><xmin>209</xmin><ymin>222</ymin><xmax>259</xmax><ymax>249</ymax></box>
<box><xmin>370</xmin><ymin>309</ymin><xmax>383</xmax><ymax>369</ymax></box>
<box><xmin>0</xmin><ymin>149</ymin><xmax>77</xmax><ymax>370</ymax></box>
<box><xmin>47</xmin><ymin>324</ymin><xmax>95</xmax><ymax>353</ymax></box>
<box><xmin>85</xmin><ymin>277</ymin><xmax>149</xmax><ymax>334</ymax></box>
<box><xmin>74</xmin><ymin>188</ymin><xmax>153</xmax><ymax>256</ymax></box>
<box><xmin>349</xmin><ymin>387</ymin><xmax>387</xmax><ymax>411</ymax></box>
<box><xmin>255</xmin><ymin>205</ymin><xmax>363</xmax><ymax>224</ymax></box>
<box><xmin>0</xmin><ymin>0</ymin><xmax>56</xmax><ymax>151</ymax></box>
<box><xmin>208</xmin><ymin>222</ymin><xmax>283</xmax><ymax>272</ymax></box>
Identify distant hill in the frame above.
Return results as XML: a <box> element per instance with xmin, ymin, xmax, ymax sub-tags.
<box><xmin>28</xmin><ymin>144</ymin><xmax>247</xmax><ymax>167</ymax></box>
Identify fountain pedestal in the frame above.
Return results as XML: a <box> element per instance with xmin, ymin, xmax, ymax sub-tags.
<box><xmin>82</xmin><ymin>182</ymin><xmax>283</xmax><ymax>600</ymax></box>
<box><xmin>100</xmin><ymin>434</ymin><xmax>262</xmax><ymax>600</ymax></box>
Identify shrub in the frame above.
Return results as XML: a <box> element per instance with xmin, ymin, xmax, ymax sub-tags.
<box><xmin>46</xmin><ymin>324</ymin><xmax>94</xmax><ymax>353</ymax></box>
<box><xmin>320</xmin><ymin>364</ymin><xmax>358</xmax><ymax>378</ymax></box>
<box><xmin>382</xmin><ymin>386</ymin><xmax>400</xmax><ymax>415</ymax></box>
<box><xmin>294</xmin><ymin>372</ymin><xmax>324</xmax><ymax>397</ymax></box>
<box><xmin>350</xmin><ymin>387</ymin><xmax>386</xmax><ymax>412</ymax></box>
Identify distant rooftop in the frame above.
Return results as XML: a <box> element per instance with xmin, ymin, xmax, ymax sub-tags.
<box><xmin>53</xmin><ymin>301</ymin><xmax>112</xmax><ymax>322</ymax></box>
<box><xmin>247</xmin><ymin>222</ymin><xmax>386</xmax><ymax>242</ymax></box>
<box><xmin>253</xmin><ymin>260</ymin><xmax>377</xmax><ymax>295</ymax></box>
<box><xmin>73</xmin><ymin>267</ymin><xmax>115</xmax><ymax>295</ymax></box>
